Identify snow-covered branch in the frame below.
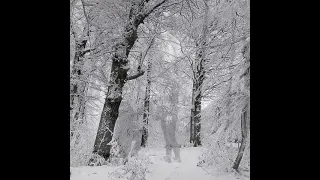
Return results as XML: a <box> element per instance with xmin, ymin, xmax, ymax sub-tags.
<box><xmin>144</xmin><ymin>0</ymin><xmax>168</xmax><ymax>17</ymax></box>
<box><xmin>126</xmin><ymin>71</ymin><xmax>145</xmax><ymax>81</ymax></box>
<box><xmin>82</xmin><ymin>0</ymin><xmax>98</xmax><ymax>6</ymax></box>
<box><xmin>81</xmin><ymin>0</ymin><xmax>102</xmax><ymax>29</ymax></box>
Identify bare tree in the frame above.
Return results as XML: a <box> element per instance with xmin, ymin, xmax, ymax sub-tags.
<box><xmin>233</xmin><ymin>39</ymin><xmax>250</xmax><ymax>171</ymax></box>
<box><xmin>70</xmin><ymin>0</ymin><xmax>90</xmax><ymax>140</ymax></box>
<box><xmin>190</xmin><ymin>0</ymin><xmax>209</xmax><ymax>147</ymax></box>
<box><xmin>141</xmin><ymin>38</ymin><xmax>154</xmax><ymax>147</ymax></box>
<box><xmin>91</xmin><ymin>0</ymin><xmax>169</xmax><ymax>162</ymax></box>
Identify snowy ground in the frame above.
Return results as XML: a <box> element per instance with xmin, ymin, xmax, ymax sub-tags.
<box><xmin>70</xmin><ymin>147</ymin><xmax>249</xmax><ymax>180</ymax></box>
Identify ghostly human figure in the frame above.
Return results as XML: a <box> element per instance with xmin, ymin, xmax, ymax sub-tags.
<box><xmin>112</xmin><ymin>101</ymin><xmax>142</xmax><ymax>163</ymax></box>
<box><xmin>157</xmin><ymin>82</ymin><xmax>181</xmax><ymax>163</ymax></box>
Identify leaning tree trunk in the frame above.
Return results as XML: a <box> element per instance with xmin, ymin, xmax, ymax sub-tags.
<box><xmin>141</xmin><ymin>58</ymin><xmax>152</xmax><ymax>147</ymax></box>
<box><xmin>232</xmin><ymin>38</ymin><xmax>250</xmax><ymax>171</ymax></box>
<box><xmin>232</xmin><ymin>104</ymin><xmax>248</xmax><ymax>171</ymax></box>
<box><xmin>91</xmin><ymin>0</ymin><xmax>167</xmax><ymax>162</ymax></box>
<box><xmin>221</xmin><ymin>16</ymin><xmax>239</xmax><ymax>140</ymax></box>
<box><xmin>92</xmin><ymin>36</ymin><xmax>140</xmax><ymax>160</ymax></box>
<box><xmin>140</xmin><ymin>35</ymin><xmax>156</xmax><ymax>147</ymax></box>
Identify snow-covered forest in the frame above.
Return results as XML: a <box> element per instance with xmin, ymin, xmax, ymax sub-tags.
<box><xmin>70</xmin><ymin>0</ymin><xmax>250</xmax><ymax>179</ymax></box>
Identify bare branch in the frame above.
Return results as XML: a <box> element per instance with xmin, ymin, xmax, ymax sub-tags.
<box><xmin>209</xmin><ymin>35</ymin><xmax>250</xmax><ymax>49</ymax></box>
<box><xmin>140</xmin><ymin>35</ymin><xmax>156</xmax><ymax>64</ymax></box>
<box><xmin>126</xmin><ymin>71</ymin><xmax>145</xmax><ymax>81</ymax></box>
<box><xmin>205</xmin><ymin>77</ymin><xmax>233</xmax><ymax>92</ymax></box>
<box><xmin>144</xmin><ymin>0</ymin><xmax>168</xmax><ymax>17</ymax></box>
<box><xmin>82</xmin><ymin>0</ymin><xmax>98</xmax><ymax>6</ymax></box>
<box><xmin>81</xmin><ymin>48</ymin><xmax>96</xmax><ymax>55</ymax></box>
<box><xmin>240</xmin><ymin>66</ymin><xmax>250</xmax><ymax>79</ymax></box>
<box><xmin>126</xmin><ymin>33</ymin><xmax>156</xmax><ymax>81</ymax></box>
<box><xmin>81</xmin><ymin>0</ymin><xmax>102</xmax><ymax>29</ymax></box>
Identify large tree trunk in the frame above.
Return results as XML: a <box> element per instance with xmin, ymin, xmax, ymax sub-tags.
<box><xmin>232</xmin><ymin>39</ymin><xmax>250</xmax><ymax>171</ymax></box>
<box><xmin>141</xmin><ymin>58</ymin><xmax>152</xmax><ymax>147</ymax></box>
<box><xmin>190</xmin><ymin>82</ymin><xmax>195</xmax><ymax>143</ymax></box>
<box><xmin>70</xmin><ymin>0</ymin><xmax>90</xmax><ymax>141</ymax></box>
<box><xmin>232</xmin><ymin>106</ymin><xmax>248</xmax><ymax>171</ymax></box>
<box><xmin>92</xmin><ymin>30</ymin><xmax>138</xmax><ymax>160</ymax></box>
<box><xmin>190</xmin><ymin>0</ymin><xmax>209</xmax><ymax>147</ymax></box>
<box><xmin>93</xmin><ymin>94</ymin><xmax>122</xmax><ymax>160</ymax></box>
<box><xmin>70</xmin><ymin>36</ymin><xmax>88</xmax><ymax>140</ymax></box>
<box><xmin>91</xmin><ymin>0</ymin><xmax>167</xmax><ymax>162</ymax></box>
<box><xmin>140</xmin><ymin>35</ymin><xmax>156</xmax><ymax>147</ymax></box>
<box><xmin>190</xmin><ymin>115</ymin><xmax>194</xmax><ymax>144</ymax></box>
<box><xmin>192</xmin><ymin>76</ymin><xmax>203</xmax><ymax>147</ymax></box>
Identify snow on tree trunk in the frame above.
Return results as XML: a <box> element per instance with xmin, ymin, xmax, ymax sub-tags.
<box><xmin>91</xmin><ymin>0</ymin><xmax>167</xmax><ymax>163</ymax></box>
<box><xmin>233</xmin><ymin>39</ymin><xmax>250</xmax><ymax>171</ymax></box>
<box><xmin>92</xmin><ymin>23</ymin><xmax>138</xmax><ymax>162</ymax></box>
<box><xmin>232</xmin><ymin>38</ymin><xmax>250</xmax><ymax>170</ymax></box>
<box><xmin>141</xmin><ymin>58</ymin><xmax>152</xmax><ymax>147</ymax></box>
<box><xmin>70</xmin><ymin>2</ymin><xmax>90</xmax><ymax>131</ymax></box>
<box><xmin>192</xmin><ymin>79</ymin><xmax>203</xmax><ymax>147</ymax></box>
<box><xmin>232</xmin><ymin>104</ymin><xmax>248</xmax><ymax>171</ymax></box>
<box><xmin>70</xmin><ymin>38</ymin><xmax>88</xmax><ymax>140</ymax></box>
<box><xmin>191</xmin><ymin>0</ymin><xmax>209</xmax><ymax>147</ymax></box>
<box><xmin>190</xmin><ymin>86</ymin><xmax>194</xmax><ymax>143</ymax></box>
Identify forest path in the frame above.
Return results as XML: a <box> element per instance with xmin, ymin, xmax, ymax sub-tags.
<box><xmin>146</xmin><ymin>147</ymin><xmax>214</xmax><ymax>180</ymax></box>
<box><xmin>70</xmin><ymin>147</ymin><xmax>240</xmax><ymax>180</ymax></box>
<box><xmin>146</xmin><ymin>147</ymin><xmax>238</xmax><ymax>180</ymax></box>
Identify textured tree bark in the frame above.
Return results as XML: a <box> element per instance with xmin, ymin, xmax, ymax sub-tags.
<box><xmin>193</xmin><ymin>76</ymin><xmax>203</xmax><ymax>147</ymax></box>
<box><xmin>91</xmin><ymin>0</ymin><xmax>167</xmax><ymax>163</ymax></box>
<box><xmin>190</xmin><ymin>118</ymin><xmax>194</xmax><ymax>143</ymax></box>
<box><xmin>190</xmin><ymin>82</ymin><xmax>194</xmax><ymax>143</ymax></box>
<box><xmin>70</xmin><ymin>5</ymin><xmax>90</xmax><ymax>141</ymax></box>
<box><xmin>93</xmin><ymin>96</ymin><xmax>122</xmax><ymax>160</ymax></box>
<box><xmin>91</xmin><ymin>14</ymin><xmax>140</xmax><ymax>162</ymax></box>
<box><xmin>70</xmin><ymin>38</ymin><xmax>88</xmax><ymax>139</ymax></box>
<box><xmin>232</xmin><ymin>107</ymin><xmax>248</xmax><ymax>171</ymax></box>
<box><xmin>141</xmin><ymin>59</ymin><xmax>152</xmax><ymax>147</ymax></box>
<box><xmin>191</xmin><ymin>36</ymin><xmax>205</xmax><ymax>147</ymax></box>
<box><xmin>190</xmin><ymin>0</ymin><xmax>209</xmax><ymax>147</ymax></box>
<box><xmin>232</xmin><ymin>39</ymin><xmax>250</xmax><ymax>171</ymax></box>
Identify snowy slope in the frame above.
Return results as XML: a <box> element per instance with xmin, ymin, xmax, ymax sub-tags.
<box><xmin>70</xmin><ymin>147</ymin><xmax>248</xmax><ymax>180</ymax></box>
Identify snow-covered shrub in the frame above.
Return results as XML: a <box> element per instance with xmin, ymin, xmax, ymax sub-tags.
<box><xmin>107</xmin><ymin>138</ymin><xmax>131</xmax><ymax>166</ymax></box>
<box><xmin>199</xmin><ymin>83</ymin><xmax>250</xmax><ymax>174</ymax></box>
<box><xmin>87</xmin><ymin>153</ymin><xmax>106</xmax><ymax>166</ymax></box>
<box><xmin>109</xmin><ymin>152</ymin><xmax>150</xmax><ymax>180</ymax></box>
<box><xmin>70</xmin><ymin>117</ymin><xmax>96</xmax><ymax>167</ymax></box>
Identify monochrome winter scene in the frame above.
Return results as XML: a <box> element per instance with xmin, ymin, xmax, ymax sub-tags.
<box><xmin>70</xmin><ymin>0</ymin><xmax>250</xmax><ymax>179</ymax></box>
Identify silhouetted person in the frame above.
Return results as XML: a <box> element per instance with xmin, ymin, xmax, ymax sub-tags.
<box><xmin>157</xmin><ymin>105</ymin><xmax>181</xmax><ymax>162</ymax></box>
